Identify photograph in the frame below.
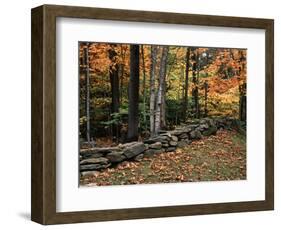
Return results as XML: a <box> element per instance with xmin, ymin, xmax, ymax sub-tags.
<box><xmin>78</xmin><ymin>42</ymin><xmax>247</xmax><ymax>186</ymax></box>
<box><xmin>30</xmin><ymin>4</ymin><xmax>274</xmax><ymax>224</ymax></box>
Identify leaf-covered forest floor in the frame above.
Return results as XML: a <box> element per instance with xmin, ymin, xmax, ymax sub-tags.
<box><xmin>80</xmin><ymin>130</ymin><xmax>246</xmax><ymax>186</ymax></box>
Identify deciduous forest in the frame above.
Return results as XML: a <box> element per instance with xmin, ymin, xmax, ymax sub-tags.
<box><xmin>79</xmin><ymin>42</ymin><xmax>247</xmax><ymax>186</ymax></box>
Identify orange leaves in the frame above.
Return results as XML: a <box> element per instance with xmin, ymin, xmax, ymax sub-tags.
<box><xmin>79</xmin><ymin>43</ymin><xmax>130</xmax><ymax>76</ymax></box>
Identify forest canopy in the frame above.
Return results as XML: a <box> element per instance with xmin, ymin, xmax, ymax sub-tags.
<box><xmin>79</xmin><ymin>43</ymin><xmax>247</xmax><ymax>146</ymax></box>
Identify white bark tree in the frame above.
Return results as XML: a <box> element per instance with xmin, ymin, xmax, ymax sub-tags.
<box><xmin>155</xmin><ymin>46</ymin><xmax>169</xmax><ymax>134</ymax></box>
<box><xmin>149</xmin><ymin>45</ymin><xmax>157</xmax><ymax>137</ymax></box>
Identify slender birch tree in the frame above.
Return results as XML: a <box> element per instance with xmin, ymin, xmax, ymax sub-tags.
<box><xmin>149</xmin><ymin>45</ymin><xmax>157</xmax><ymax>137</ymax></box>
<box><xmin>155</xmin><ymin>46</ymin><xmax>169</xmax><ymax>134</ymax></box>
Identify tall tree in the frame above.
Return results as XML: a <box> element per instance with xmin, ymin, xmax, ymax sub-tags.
<box><xmin>160</xmin><ymin>46</ymin><xmax>169</xmax><ymax>129</ymax></box>
<box><xmin>239</xmin><ymin>86</ymin><xmax>246</xmax><ymax>121</ymax></box>
<box><xmin>182</xmin><ymin>47</ymin><xmax>190</xmax><ymax>121</ymax></box>
<box><xmin>119</xmin><ymin>45</ymin><xmax>127</xmax><ymax>105</ymax></box>
<box><xmin>127</xmin><ymin>45</ymin><xmax>140</xmax><ymax>141</ymax></box>
<box><xmin>239</xmin><ymin>51</ymin><xmax>247</xmax><ymax>121</ymax></box>
<box><xmin>192</xmin><ymin>48</ymin><xmax>199</xmax><ymax>118</ymax></box>
<box><xmin>155</xmin><ymin>46</ymin><xmax>169</xmax><ymax>134</ymax></box>
<box><xmin>196</xmin><ymin>49</ymin><xmax>200</xmax><ymax>118</ymax></box>
<box><xmin>83</xmin><ymin>43</ymin><xmax>91</xmax><ymax>142</ymax></box>
<box><xmin>141</xmin><ymin>45</ymin><xmax>147</xmax><ymax>131</ymax></box>
<box><xmin>149</xmin><ymin>45</ymin><xmax>157</xmax><ymax>137</ymax></box>
<box><xmin>109</xmin><ymin>44</ymin><xmax>120</xmax><ymax>139</ymax></box>
<box><xmin>204</xmin><ymin>80</ymin><xmax>208</xmax><ymax>116</ymax></box>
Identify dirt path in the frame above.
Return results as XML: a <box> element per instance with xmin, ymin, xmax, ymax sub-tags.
<box><xmin>80</xmin><ymin>130</ymin><xmax>246</xmax><ymax>186</ymax></box>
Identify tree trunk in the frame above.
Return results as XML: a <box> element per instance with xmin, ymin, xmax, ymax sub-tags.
<box><xmin>239</xmin><ymin>96</ymin><xmax>246</xmax><ymax>121</ymax></box>
<box><xmin>83</xmin><ymin>44</ymin><xmax>91</xmax><ymax>142</ymax></box>
<box><xmin>150</xmin><ymin>45</ymin><xmax>157</xmax><ymax>137</ymax></box>
<box><xmin>119</xmin><ymin>45</ymin><xmax>126</xmax><ymax>106</ymax></box>
<box><xmin>161</xmin><ymin>80</ymin><xmax>167</xmax><ymax>129</ymax></box>
<box><xmin>182</xmin><ymin>47</ymin><xmax>190</xmax><ymax>121</ymax></box>
<box><xmin>141</xmin><ymin>45</ymin><xmax>147</xmax><ymax>131</ymax></box>
<box><xmin>127</xmin><ymin>45</ymin><xmax>140</xmax><ymax>141</ymax></box>
<box><xmin>161</xmin><ymin>46</ymin><xmax>169</xmax><ymax>129</ymax></box>
<box><xmin>239</xmin><ymin>83</ymin><xmax>247</xmax><ymax>121</ymax></box>
<box><xmin>155</xmin><ymin>46</ymin><xmax>169</xmax><ymax>134</ymax></box>
<box><xmin>196</xmin><ymin>50</ymin><xmax>200</xmax><ymax>118</ymax></box>
<box><xmin>204</xmin><ymin>80</ymin><xmax>208</xmax><ymax>116</ymax></box>
<box><xmin>192</xmin><ymin>50</ymin><xmax>198</xmax><ymax>118</ymax></box>
<box><xmin>109</xmin><ymin>44</ymin><xmax>120</xmax><ymax>140</ymax></box>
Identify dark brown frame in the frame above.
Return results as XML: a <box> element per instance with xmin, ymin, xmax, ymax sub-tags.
<box><xmin>31</xmin><ymin>4</ymin><xmax>274</xmax><ymax>225</ymax></box>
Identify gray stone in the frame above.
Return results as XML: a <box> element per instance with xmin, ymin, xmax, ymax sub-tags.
<box><xmin>80</xmin><ymin>147</ymin><xmax>120</xmax><ymax>157</ymax></box>
<box><xmin>144</xmin><ymin>135</ymin><xmax>169</xmax><ymax>144</ymax></box>
<box><xmin>106</xmin><ymin>152</ymin><xmax>126</xmax><ymax>163</ymax></box>
<box><xmin>80</xmin><ymin>149</ymin><xmax>101</xmax><ymax>158</ymax></box>
<box><xmin>80</xmin><ymin>157</ymin><xmax>109</xmax><ymax>165</ymax></box>
<box><xmin>179</xmin><ymin>133</ymin><xmax>188</xmax><ymax>139</ymax></box>
<box><xmin>182</xmin><ymin>127</ymin><xmax>193</xmax><ymax>133</ymax></box>
<box><xmin>158</xmin><ymin>130</ymin><xmax>169</xmax><ymax>134</ymax></box>
<box><xmin>149</xmin><ymin>142</ymin><xmax>162</xmax><ymax>149</ymax></box>
<box><xmin>144</xmin><ymin>144</ymin><xmax>149</xmax><ymax>150</ymax></box>
<box><xmin>134</xmin><ymin>154</ymin><xmax>144</xmax><ymax>162</ymax></box>
<box><xmin>169</xmin><ymin>130</ymin><xmax>184</xmax><ymax>136</ymax></box>
<box><xmin>123</xmin><ymin>142</ymin><xmax>146</xmax><ymax>159</ymax></box>
<box><xmin>169</xmin><ymin>141</ymin><xmax>178</xmax><ymax>147</ymax></box>
<box><xmin>96</xmin><ymin>147</ymin><xmax>121</xmax><ymax>153</ymax></box>
<box><xmin>171</xmin><ymin>136</ymin><xmax>178</xmax><ymax>142</ymax></box>
<box><xmin>202</xmin><ymin>117</ymin><xmax>215</xmax><ymax>126</ymax></box>
<box><xmin>166</xmin><ymin>147</ymin><xmax>176</xmax><ymax>152</ymax></box>
<box><xmin>121</xmin><ymin>142</ymin><xmax>137</xmax><ymax>148</ymax></box>
<box><xmin>199</xmin><ymin>119</ymin><xmax>207</xmax><ymax>124</ymax></box>
<box><xmin>202</xmin><ymin>125</ymin><xmax>217</xmax><ymax>136</ymax></box>
<box><xmin>198</xmin><ymin>123</ymin><xmax>209</xmax><ymax>131</ymax></box>
<box><xmin>80</xmin><ymin>163</ymin><xmax>111</xmax><ymax>171</ymax></box>
<box><xmin>156</xmin><ymin>136</ymin><xmax>169</xmax><ymax>143</ymax></box>
<box><xmin>186</xmin><ymin>124</ymin><xmax>199</xmax><ymax>130</ymax></box>
<box><xmin>160</xmin><ymin>132</ymin><xmax>172</xmax><ymax>138</ymax></box>
<box><xmin>143</xmin><ymin>149</ymin><xmax>156</xmax><ymax>157</ymax></box>
<box><xmin>207</xmin><ymin>118</ymin><xmax>215</xmax><ymax>127</ymax></box>
<box><xmin>162</xmin><ymin>143</ymin><xmax>169</xmax><ymax>147</ymax></box>
<box><xmin>81</xmin><ymin>170</ymin><xmax>100</xmax><ymax>177</ymax></box>
<box><xmin>80</xmin><ymin>152</ymin><xmax>103</xmax><ymax>159</ymax></box>
<box><xmin>189</xmin><ymin>130</ymin><xmax>202</xmax><ymax>140</ymax></box>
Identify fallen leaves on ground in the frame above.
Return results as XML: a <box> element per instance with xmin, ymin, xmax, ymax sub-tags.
<box><xmin>80</xmin><ymin>130</ymin><xmax>246</xmax><ymax>186</ymax></box>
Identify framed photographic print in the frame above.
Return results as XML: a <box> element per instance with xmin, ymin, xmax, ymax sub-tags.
<box><xmin>31</xmin><ymin>4</ymin><xmax>274</xmax><ymax>225</ymax></box>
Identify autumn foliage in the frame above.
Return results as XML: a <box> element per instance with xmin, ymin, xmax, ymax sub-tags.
<box><xmin>79</xmin><ymin>43</ymin><xmax>246</xmax><ymax>143</ymax></box>
<box><xmin>79</xmin><ymin>42</ymin><xmax>247</xmax><ymax>186</ymax></box>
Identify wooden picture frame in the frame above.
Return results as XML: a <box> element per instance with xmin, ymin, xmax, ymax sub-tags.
<box><xmin>31</xmin><ymin>4</ymin><xmax>274</xmax><ymax>225</ymax></box>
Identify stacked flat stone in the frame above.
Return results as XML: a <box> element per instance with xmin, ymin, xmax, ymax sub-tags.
<box><xmin>80</xmin><ymin>117</ymin><xmax>238</xmax><ymax>175</ymax></box>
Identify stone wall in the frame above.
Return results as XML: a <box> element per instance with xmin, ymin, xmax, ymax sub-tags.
<box><xmin>80</xmin><ymin>117</ymin><xmax>241</xmax><ymax>174</ymax></box>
